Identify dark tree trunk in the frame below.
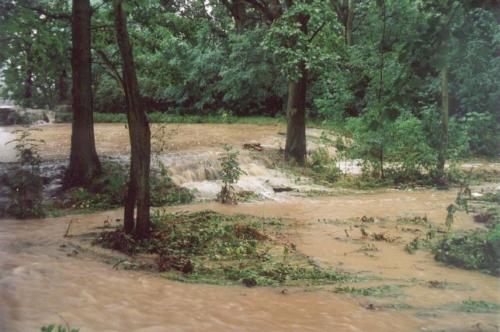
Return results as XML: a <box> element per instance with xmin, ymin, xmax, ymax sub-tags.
<box><xmin>285</xmin><ymin>12</ymin><xmax>309</xmax><ymax>165</ymax></box>
<box><xmin>113</xmin><ymin>0</ymin><xmax>151</xmax><ymax>239</ymax></box>
<box><xmin>222</xmin><ymin>0</ymin><xmax>247</xmax><ymax>30</ymax></box>
<box><xmin>285</xmin><ymin>62</ymin><xmax>307</xmax><ymax>165</ymax></box>
<box><xmin>65</xmin><ymin>0</ymin><xmax>100</xmax><ymax>188</ymax></box>
<box><xmin>58</xmin><ymin>69</ymin><xmax>68</xmax><ymax>103</ymax></box>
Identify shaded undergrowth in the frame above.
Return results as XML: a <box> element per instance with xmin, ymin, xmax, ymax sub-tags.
<box><xmin>48</xmin><ymin>161</ymin><xmax>193</xmax><ymax>215</ymax></box>
<box><xmin>94</xmin><ymin>210</ymin><xmax>352</xmax><ymax>287</ymax></box>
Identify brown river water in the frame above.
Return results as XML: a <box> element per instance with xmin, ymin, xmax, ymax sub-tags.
<box><xmin>0</xmin><ymin>124</ymin><xmax>499</xmax><ymax>331</ymax></box>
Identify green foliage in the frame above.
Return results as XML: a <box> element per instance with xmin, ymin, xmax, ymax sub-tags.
<box><xmin>55</xmin><ymin>112</ymin><xmax>285</xmax><ymax>126</ymax></box>
<box><xmin>2</xmin><ymin>128</ymin><xmax>45</xmax><ymax>218</ymax></box>
<box><xmin>40</xmin><ymin>325</ymin><xmax>79</xmax><ymax>332</ymax></box>
<box><xmin>334</xmin><ymin>284</ymin><xmax>404</xmax><ymax>298</ymax></box>
<box><xmin>309</xmin><ymin>148</ymin><xmax>342</xmax><ymax>183</ymax></box>
<box><xmin>218</xmin><ymin>145</ymin><xmax>245</xmax><ymax>204</ymax></box>
<box><xmin>2</xmin><ymin>0</ymin><xmax>498</xmax><ymax>166</ymax></box>
<box><xmin>461</xmin><ymin>112</ymin><xmax>499</xmax><ymax>157</ymax></box>
<box><xmin>54</xmin><ymin>161</ymin><xmax>193</xmax><ymax>212</ymax></box>
<box><xmin>347</xmin><ymin>110</ymin><xmax>436</xmax><ymax>179</ymax></box>
<box><xmin>96</xmin><ymin>211</ymin><xmax>350</xmax><ymax>286</ymax></box>
<box><xmin>458</xmin><ymin>299</ymin><xmax>500</xmax><ymax>313</ymax></box>
<box><xmin>433</xmin><ymin>225</ymin><xmax>500</xmax><ymax>275</ymax></box>
<box><xmin>0</xmin><ymin>1</ymin><xmax>71</xmax><ymax>108</ymax></box>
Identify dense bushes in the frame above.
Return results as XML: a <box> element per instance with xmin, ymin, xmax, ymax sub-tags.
<box><xmin>345</xmin><ymin>111</ymin><xmax>438</xmax><ymax>179</ymax></box>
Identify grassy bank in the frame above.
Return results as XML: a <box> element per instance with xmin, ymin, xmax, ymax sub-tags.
<box><xmin>55</xmin><ymin>111</ymin><xmax>339</xmax><ymax>129</ymax></box>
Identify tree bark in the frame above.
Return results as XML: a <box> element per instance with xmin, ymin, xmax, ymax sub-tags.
<box><xmin>437</xmin><ymin>65</ymin><xmax>449</xmax><ymax>176</ymax></box>
<box><xmin>221</xmin><ymin>0</ymin><xmax>247</xmax><ymax>30</ymax></box>
<box><xmin>285</xmin><ymin>62</ymin><xmax>307</xmax><ymax>165</ymax></box>
<box><xmin>65</xmin><ymin>0</ymin><xmax>101</xmax><ymax>187</ymax></box>
<box><xmin>113</xmin><ymin>0</ymin><xmax>151</xmax><ymax>239</ymax></box>
<box><xmin>285</xmin><ymin>11</ymin><xmax>309</xmax><ymax>165</ymax></box>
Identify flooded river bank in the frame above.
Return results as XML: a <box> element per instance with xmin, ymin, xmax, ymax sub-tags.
<box><xmin>0</xmin><ymin>123</ymin><xmax>499</xmax><ymax>331</ymax></box>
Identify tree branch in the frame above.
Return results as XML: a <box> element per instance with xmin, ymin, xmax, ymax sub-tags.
<box><xmin>95</xmin><ymin>50</ymin><xmax>124</xmax><ymax>89</ymax></box>
<box><xmin>308</xmin><ymin>21</ymin><xmax>326</xmax><ymax>42</ymax></box>
<box><xmin>17</xmin><ymin>2</ymin><xmax>71</xmax><ymax>21</ymax></box>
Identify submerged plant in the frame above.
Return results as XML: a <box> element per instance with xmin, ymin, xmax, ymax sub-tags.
<box><xmin>40</xmin><ymin>324</ymin><xmax>79</xmax><ymax>332</ymax></box>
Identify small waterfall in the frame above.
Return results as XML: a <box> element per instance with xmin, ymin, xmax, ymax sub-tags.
<box><xmin>155</xmin><ymin>150</ymin><xmax>322</xmax><ymax>201</ymax></box>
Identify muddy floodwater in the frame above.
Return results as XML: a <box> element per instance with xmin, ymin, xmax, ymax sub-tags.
<box><xmin>1</xmin><ymin>123</ymin><xmax>499</xmax><ymax>331</ymax></box>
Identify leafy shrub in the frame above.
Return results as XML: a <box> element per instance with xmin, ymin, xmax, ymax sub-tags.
<box><xmin>461</xmin><ymin>112</ymin><xmax>499</xmax><ymax>157</ymax></box>
<box><xmin>2</xmin><ymin>128</ymin><xmax>45</xmax><ymax>218</ymax></box>
<box><xmin>309</xmin><ymin>148</ymin><xmax>342</xmax><ymax>182</ymax></box>
<box><xmin>433</xmin><ymin>225</ymin><xmax>500</xmax><ymax>275</ymax></box>
<box><xmin>217</xmin><ymin>146</ymin><xmax>245</xmax><ymax>204</ymax></box>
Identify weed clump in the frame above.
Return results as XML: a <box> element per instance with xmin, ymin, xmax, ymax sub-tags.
<box><xmin>458</xmin><ymin>299</ymin><xmax>500</xmax><ymax>313</ymax></box>
<box><xmin>40</xmin><ymin>324</ymin><xmax>79</xmax><ymax>332</ymax></box>
<box><xmin>95</xmin><ymin>210</ymin><xmax>350</xmax><ymax>286</ymax></box>
<box><xmin>433</xmin><ymin>225</ymin><xmax>500</xmax><ymax>275</ymax></box>
<box><xmin>334</xmin><ymin>284</ymin><xmax>404</xmax><ymax>297</ymax></box>
<box><xmin>2</xmin><ymin>128</ymin><xmax>45</xmax><ymax>218</ymax></box>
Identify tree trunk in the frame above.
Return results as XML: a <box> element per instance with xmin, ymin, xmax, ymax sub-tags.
<box><xmin>222</xmin><ymin>0</ymin><xmax>247</xmax><ymax>30</ymax></box>
<box><xmin>345</xmin><ymin>0</ymin><xmax>354</xmax><ymax>46</ymax></box>
<box><xmin>65</xmin><ymin>0</ymin><xmax>100</xmax><ymax>188</ymax></box>
<box><xmin>285</xmin><ymin>12</ymin><xmax>309</xmax><ymax>165</ymax></box>
<box><xmin>113</xmin><ymin>0</ymin><xmax>151</xmax><ymax>239</ymax></box>
<box><xmin>285</xmin><ymin>62</ymin><xmax>307</xmax><ymax>165</ymax></box>
<box><xmin>437</xmin><ymin>66</ymin><xmax>449</xmax><ymax>176</ymax></box>
<box><xmin>377</xmin><ymin>0</ymin><xmax>386</xmax><ymax>179</ymax></box>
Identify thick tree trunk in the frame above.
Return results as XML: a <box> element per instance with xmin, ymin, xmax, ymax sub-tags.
<box><xmin>285</xmin><ymin>62</ymin><xmax>307</xmax><ymax>165</ymax></box>
<box><xmin>65</xmin><ymin>0</ymin><xmax>100</xmax><ymax>188</ymax></box>
<box><xmin>437</xmin><ymin>66</ymin><xmax>449</xmax><ymax>176</ymax></box>
<box><xmin>114</xmin><ymin>0</ymin><xmax>151</xmax><ymax>239</ymax></box>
